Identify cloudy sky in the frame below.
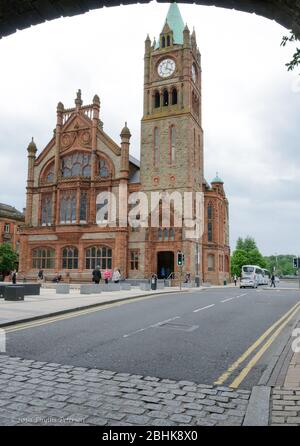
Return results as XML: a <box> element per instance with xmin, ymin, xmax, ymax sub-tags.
<box><xmin>0</xmin><ymin>1</ymin><xmax>299</xmax><ymax>256</ymax></box>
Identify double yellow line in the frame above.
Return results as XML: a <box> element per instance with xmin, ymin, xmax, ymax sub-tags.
<box><xmin>214</xmin><ymin>300</ymin><xmax>300</xmax><ymax>388</ymax></box>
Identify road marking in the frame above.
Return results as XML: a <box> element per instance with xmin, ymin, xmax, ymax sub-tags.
<box><xmin>214</xmin><ymin>300</ymin><xmax>300</xmax><ymax>386</ymax></box>
<box><xmin>123</xmin><ymin>316</ymin><xmax>180</xmax><ymax>338</ymax></box>
<box><xmin>221</xmin><ymin>297</ymin><xmax>235</xmax><ymax>303</ymax></box>
<box><xmin>229</xmin><ymin>303</ymin><xmax>300</xmax><ymax>388</ymax></box>
<box><xmin>193</xmin><ymin>304</ymin><xmax>215</xmax><ymax>313</ymax></box>
<box><xmin>3</xmin><ymin>293</ymin><xmax>178</xmax><ymax>334</ymax></box>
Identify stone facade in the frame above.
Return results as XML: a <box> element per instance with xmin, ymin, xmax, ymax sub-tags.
<box><xmin>19</xmin><ymin>4</ymin><xmax>230</xmax><ymax>285</ymax></box>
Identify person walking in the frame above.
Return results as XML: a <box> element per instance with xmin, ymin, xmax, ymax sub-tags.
<box><xmin>92</xmin><ymin>266</ymin><xmax>101</xmax><ymax>284</ymax></box>
<box><xmin>270</xmin><ymin>274</ymin><xmax>276</xmax><ymax>288</ymax></box>
<box><xmin>234</xmin><ymin>275</ymin><xmax>237</xmax><ymax>287</ymax></box>
<box><xmin>112</xmin><ymin>268</ymin><xmax>121</xmax><ymax>284</ymax></box>
<box><xmin>104</xmin><ymin>269</ymin><xmax>112</xmax><ymax>284</ymax></box>
<box><xmin>11</xmin><ymin>270</ymin><xmax>17</xmax><ymax>284</ymax></box>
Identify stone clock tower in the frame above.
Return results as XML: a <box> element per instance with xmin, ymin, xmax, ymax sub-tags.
<box><xmin>140</xmin><ymin>2</ymin><xmax>204</xmax><ymax>194</ymax></box>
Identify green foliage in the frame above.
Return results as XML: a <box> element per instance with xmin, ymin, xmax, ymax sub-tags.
<box><xmin>231</xmin><ymin>237</ymin><xmax>266</xmax><ymax>277</ymax></box>
<box><xmin>0</xmin><ymin>243</ymin><xmax>18</xmax><ymax>277</ymax></box>
<box><xmin>281</xmin><ymin>31</ymin><xmax>300</xmax><ymax>72</ymax></box>
<box><xmin>264</xmin><ymin>255</ymin><xmax>297</xmax><ymax>277</ymax></box>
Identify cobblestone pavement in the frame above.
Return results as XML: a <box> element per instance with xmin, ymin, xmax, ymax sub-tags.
<box><xmin>271</xmin><ymin>388</ymin><xmax>300</xmax><ymax>426</ymax></box>
<box><xmin>0</xmin><ymin>355</ymin><xmax>251</xmax><ymax>426</ymax></box>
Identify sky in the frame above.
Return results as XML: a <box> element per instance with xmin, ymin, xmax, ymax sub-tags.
<box><xmin>0</xmin><ymin>1</ymin><xmax>299</xmax><ymax>256</ymax></box>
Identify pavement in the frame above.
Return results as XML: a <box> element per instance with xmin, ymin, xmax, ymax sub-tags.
<box><xmin>0</xmin><ymin>283</ymin><xmax>299</xmax><ymax>426</ymax></box>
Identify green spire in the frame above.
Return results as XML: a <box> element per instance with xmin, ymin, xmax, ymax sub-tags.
<box><xmin>165</xmin><ymin>2</ymin><xmax>185</xmax><ymax>44</ymax></box>
<box><xmin>211</xmin><ymin>173</ymin><xmax>224</xmax><ymax>184</ymax></box>
<box><xmin>156</xmin><ymin>2</ymin><xmax>185</xmax><ymax>48</ymax></box>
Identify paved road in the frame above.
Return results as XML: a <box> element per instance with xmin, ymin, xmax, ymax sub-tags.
<box><xmin>5</xmin><ymin>287</ymin><xmax>300</xmax><ymax>389</ymax></box>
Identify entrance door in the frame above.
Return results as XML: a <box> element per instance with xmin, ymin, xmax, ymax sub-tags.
<box><xmin>157</xmin><ymin>251</ymin><xmax>174</xmax><ymax>279</ymax></box>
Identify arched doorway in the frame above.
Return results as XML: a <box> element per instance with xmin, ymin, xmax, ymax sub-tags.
<box><xmin>157</xmin><ymin>251</ymin><xmax>174</xmax><ymax>279</ymax></box>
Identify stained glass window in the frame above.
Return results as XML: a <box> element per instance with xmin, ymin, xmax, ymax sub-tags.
<box><xmin>41</xmin><ymin>195</ymin><xmax>52</xmax><ymax>226</ymax></box>
<box><xmin>99</xmin><ymin>159</ymin><xmax>110</xmax><ymax>178</ymax></box>
<box><xmin>60</xmin><ymin>191</ymin><xmax>77</xmax><ymax>224</ymax></box>
<box><xmin>80</xmin><ymin>192</ymin><xmax>88</xmax><ymax>222</ymax></box>
<box><xmin>61</xmin><ymin>153</ymin><xmax>91</xmax><ymax>178</ymax></box>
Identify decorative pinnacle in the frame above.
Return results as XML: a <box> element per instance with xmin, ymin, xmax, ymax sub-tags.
<box><xmin>57</xmin><ymin>101</ymin><xmax>64</xmax><ymax>112</ymax></box>
<box><xmin>120</xmin><ymin>121</ymin><xmax>131</xmax><ymax>138</ymax></box>
<box><xmin>27</xmin><ymin>137</ymin><xmax>37</xmax><ymax>154</ymax></box>
<box><xmin>93</xmin><ymin>94</ymin><xmax>100</xmax><ymax>105</ymax></box>
<box><xmin>75</xmin><ymin>89</ymin><xmax>83</xmax><ymax>107</ymax></box>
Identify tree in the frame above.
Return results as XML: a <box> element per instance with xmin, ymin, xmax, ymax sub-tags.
<box><xmin>0</xmin><ymin>243</ymin><xmax>18</xmax><ymax>279</ymax></box>
<box><xmin>281</xmin><ymin>31</ymin><xmax>300</xmax><ymax>72</ymax></box>
<box><xmin>264</xmin><ymin>255</ymin><xmax>297</xmax><ymax>277</ymax></box>
<box><xmin>231</xmin><ymin>249</ymin><xmax>249</xmax><ymax>277</ymax></box>
<box><xmin>231</xmin><ymin>237</ymin><xmax>265</xmax><ymax>276</ymax></box>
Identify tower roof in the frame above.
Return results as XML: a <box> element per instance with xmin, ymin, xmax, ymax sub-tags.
<box><xmin>211</xmin><ymin>173</ymin><xmax>224</xmax><ymax>184</ymax></box>
<box><xmin>156</xmin><ymin>2</ymin><xmax>185</xmax><ymax>48</ymax></box>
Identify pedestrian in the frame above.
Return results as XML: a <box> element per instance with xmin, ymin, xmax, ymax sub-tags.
<box><xmin>92</xmin><ymin>265</ymin><xmax>101</xmax><ymax>284</ymax></box>
<box><xmin>104</xmin><ymin>269</ymin><xmax>112</xmax><ymax>284</ymax></box>
<box><xmin>112</xmin><ymin>268</ymin><xmax>121</xmax><ymax>283</ymax></box>
<box><xmin>38</xmin><ymin>269</ymin><xmax>44</xmax><ymax>282</ymax></box>
<box><xmin>11</xmin><ymin>270</ymin><xmax>17</xmax><ymax>284</ymax></box>
<box><xmin>184</xmin><ymin>273</ymin><xmax>190</xmax><ymax>283</ymax></box>
<box><xmin>234</xmin><ymin>275</ymin><xmax>237</xmax><ymax>287</ymax></box>
<box><xmin>270</xmin><ymin>274</ymin><xmax>276</xmax><ymax>288</ymax></box>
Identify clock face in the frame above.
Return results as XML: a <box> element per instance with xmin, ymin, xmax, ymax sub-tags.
<box><xmin>192</xmin><ymin>64</ymin><xmax>196</xmax><ymax>83</ymax></box>
<box><xmin>158</xmin><ymin>59</ymin><xmax>176</xmax><ymax>78</ymax></box>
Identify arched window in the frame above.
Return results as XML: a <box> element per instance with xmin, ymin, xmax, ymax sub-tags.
<box><xmin>170</xmin><ymin>228</ymin><xmax>175</xmax><ymax>241</ymax></box>
<box><xmin>171</xmin><ymin>88</ymin><xmax>177</xmax><ymax>105</ymax></box>
<box><xmin>163</xmin><ymin>228</ymin><xmax>169</xmax><ymax>240</ymax></box>
<box><xmin>32</xmin><ymin>248</ymin><xmax>55</xmax><ymax>269</ymax></box>
<box><xmin>158</xmin><ymin>228</ymin><xmax>163</xmax><ymax>241</ymax></box>
<box><xmin>99</xmin><ymin>158</ymin><xmax>110</xmax><ymax>178</ymax></box>
<box><xmin>167</xmin><ymin>35</ymin><xmax>171</xmax><ymax>46</ymax></box>
<box><xmin>62</xmin><ymin>246</ymin><xmax>78</xmax><ymax>269</ymax></box>
<box><xmin>154</xmin><ymin>127</ymin><xmax>159</xmax><ymax>166</ymax></box>
<box><xmin>162</xmin><ymin>36</ymin><xmax>166</xmax><ymax>48</ymax></box>
<box><xmin>61</xmin><ymin>153</ymin><xmax>91</xmax><ymax>178</ymax></box>
<box><xmin>163</xmin><ymin>90</ymin><xmax>169</xmax><ymax>106</ymax></box>
<box><xmin>170</xmin><ymin>126</ymin><xmax>176</xmax><ymax>164</ymax></box>
<box><xmin>41</xmin><ymin>195</ymin><xmax>52</xmax><ymax>226</ymax></box>
<box><xmin>85</xmin><ymin>246</ymin><xmax>112</xmax><ymax>270</ymax></box>
<box><xmin>208</xmin><ymin>254</ymin><xmax>215</xmax><ymax>272</ymax></box>
<box><xmin>60</xmin><ymin>191</ymin><xmax>76</xmax><ymax>224</ymax></box>
<box><xmin>154</xmin><ymin>91</ymin><xmax>160</xmax><ymax>108</ymax></box>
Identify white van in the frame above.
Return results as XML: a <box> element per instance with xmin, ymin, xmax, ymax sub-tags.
<box><xmin>240</xmin><ymin>265</ymin><xmax>263</xmax><ymax>288</ymax></box>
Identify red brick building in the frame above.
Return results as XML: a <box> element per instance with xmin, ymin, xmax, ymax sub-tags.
<box><xmin>19</xmin><ymin>3</ymin><xmax>230</xmax><ymax>284</ymax></box>
<box><xmin>0</xmin><ymin>203</ymin><xmax>24</xmax><ymax>254</ymax></box>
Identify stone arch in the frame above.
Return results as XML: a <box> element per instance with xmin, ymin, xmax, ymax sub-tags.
<box><xmin>1</xmin><ymin>1</ymin><xmax>299</xmax><ymax>40</ymax></box>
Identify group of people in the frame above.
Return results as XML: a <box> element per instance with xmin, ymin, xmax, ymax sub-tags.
<box><xmin>92</xmin><ymin>267</ymin><xmax>121</xmax><ymax>284</ymax></box>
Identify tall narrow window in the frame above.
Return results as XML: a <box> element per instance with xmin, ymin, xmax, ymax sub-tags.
<box><xmin>172</xmin><ymin>88</ymin><xmax>177</xmax><ymax>105</ymax></box>
<box><xmin>41</xmin><ymin>195</ymin><xmax>52</xmax><ymax>226</ymax></box>
<box><xmin>208</xmin><ymin>254</ymin><xmax>215</xmax><ymax>272</ymax></box>
<box><xmin>167</xmin><ymin>35</ymin><xmax>171</xmax><ymax>46</ymax></box>
<box><xmin>99</xmin><ymin>159</ymin><xmax>110</xmax><ymax>178</ymax></box>
<box><xmin>162</xmin><ymin>36</ymin><xmax>165</xmax><ymax>48</ymax></box>
<box><xmin>170</xmin><ymin>126</ymin><xmax>176</xmax><ymax>164</ymax></box>
<box><xmin>154</xmin><ymin>127</ymin><xmax>159</xmax><ymax>167</ymax></box>
<box><xmin>60</xmin><ymin>191</ymin><xmax>77</xmax><ymax>224</ymax></box>
<box><xmin>163</xmin><ymin>89</ymin><xmax>169</xmax><ymax>106</ymax></box>
<box><xmin>130</xmin><ymin>251</ymin><xmax>139</xmax><ymax>270</ymax></box>
<box><xmin>80</xmin><ymin>192</ymin><xmax>88</xmax><ymax>223</ymax></box>
<box><xmin>154</xmin><ymin>91</ymin><xmax>160</xmax><ymax>108</ymax></box>
<box><xmin>208</xmin><ymin>203</ymin><xmax>213</xmax><ymax>242</ymax></box>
